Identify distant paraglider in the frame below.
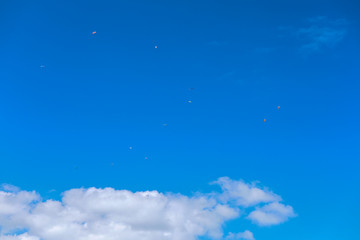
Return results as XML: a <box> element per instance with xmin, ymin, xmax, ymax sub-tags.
<box><xmin>263</xmin><ymin>105</ymin><xmax>282</xmax><ymax>123</ymax></box>
<box><xmin>154</xmin><ymin>40</ymin><xmax>159</xmax><ymax>49</ymax></box>
<box><xmin>187</xmin><ymin>87</ymin><xmax>195</xmax><ymax>104</ymax></box>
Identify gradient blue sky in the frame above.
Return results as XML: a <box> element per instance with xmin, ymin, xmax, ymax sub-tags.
<box><xmin>0</xmin><ymin>0</ymin><xmax>359</xmax><ymax>239</ymax></box>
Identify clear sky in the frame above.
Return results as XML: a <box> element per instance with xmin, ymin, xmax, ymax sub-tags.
<box><xmin>0</xmin><ymin>1</ymin><xmax>359</xmax><ymax>240</ymax></box>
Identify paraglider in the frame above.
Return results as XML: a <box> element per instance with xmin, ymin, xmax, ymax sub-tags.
<box><xmin>92</xmin><ymin>31</ymin><xmax>96</xmax><ymax>35</ymax></box>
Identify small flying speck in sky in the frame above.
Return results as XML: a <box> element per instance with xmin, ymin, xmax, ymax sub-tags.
<box><xmin>40</xmin><ymin>65</ymin><xmax>45</xmax><ymax>68</ymax></box>
<box><xmin>163</xmin><ymin>123</ymin><xmax>168</xmax><ymax>127</ymax></box>
<box><xmin>277</xmin><ymin>106</ymin><xmax>280</xmax><ymax>110</ymax></box>
<box><xmin>145</xmin><ymin>157</ymin><xmax>148</xmax><ymax>160</ymax></box>
<box><xmin>188</xmin><ymin>100</ymin><xmax>192</xmax><ymax>104</ymax></box>
<box><xmin>129</xmin><ymin>146</ymin><xmax>133</xmax><ymax>150</ymax></box>
<box><xmin>264</xmin><ymin>119</ymin><xmax>266</xmax><ymax>122</ymax></box>
<box><xmin>92</xmin><ymin>31</ymin><xmax>96</xmax><ymax>35</ymax></box>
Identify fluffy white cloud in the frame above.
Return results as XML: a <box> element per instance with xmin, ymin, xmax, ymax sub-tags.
<box><xmin>213</xmin><ymin>177</ymin><xmax>281</xmax><ymax>207</ymax></box>
<box><xmin>0</xmin><ymin>177</ymin><xmax>295</xmax><ymax>240</ymax></box>
<box><xmin>247</xmin><ymin>202</ymin><xmax>296</xmax><ymax>226</ymax></box>
<box><xmin>0</xmin><ymin>190</ymin><xmax>40</xmax><ymax>232</ymax></box>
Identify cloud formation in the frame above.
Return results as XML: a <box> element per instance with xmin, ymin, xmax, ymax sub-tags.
<box><xmin>247</xmin><ymin>202</ymin><xmax>296</xmax><ymax>226</ymax></box>
<box><xmin>226</xmin><ymin>230</ymin><xmax>254</xmax><ymax>240</ymax></box>
<box><xmin>0</xmin><ymin>178</ymin><xmax>295</xmax><ymax>240</ymax></box>
<box><xmin>214</xmin><ymin>177</ymin><xmax>281</xmax><ymax>207</ymax></box>
<box><xmin>297</xmin><ymin>16</ymin><xmax>349</xmax><ymax>53</ymax></box>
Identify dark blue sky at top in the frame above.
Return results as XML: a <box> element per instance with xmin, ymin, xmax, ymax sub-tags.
<box><xmin>0</xmin><ymin>0</ymin><xmax>359</xmax><ymax>239</ymax></box>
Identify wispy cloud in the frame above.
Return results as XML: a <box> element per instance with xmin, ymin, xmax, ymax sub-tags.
<box><xmin>254</xmin><ymin>47</ymin><xmax>277</xmax><ymax>54</ymax></box>
<box><xmin>0</xmin><ymin>184</ymin><xmax>20</xmax><ymax>193</ymax></box>
<box><xmin>226</xmin><ymin>230</ymin><xmax>255</xmax><ymax>240</ymax></box>
<box><xmin>208</xmin><ymin>40</ymin><xmax>228</xmax><ymax>46</ymax></box>
<box><xmin>0</xmin><ymin>177</ymin><xmax>295</xmax><ymax>240</ymax></box>
<box><xmin>297</xmin><ymin>16</ymin><xmax>349</xmax><ymax>53</ymax></box>
<box><xmin>213</xmin><ymin>177</ymin><xmax>282</xmax><ymax>207</ymax></box>
<box><xmin>277</xmin><ymin>16</ymin><xmax>349</xmax><ymax>55</ymax></box>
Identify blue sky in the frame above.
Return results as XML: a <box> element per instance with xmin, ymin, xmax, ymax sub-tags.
<box><xmin>0</xmin><ymin>0</ymin><xmax>359</xmax><ymax>240</ymax></box>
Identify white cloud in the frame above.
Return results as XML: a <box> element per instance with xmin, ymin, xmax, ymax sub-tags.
<box><xmin>0</xmin><ymin>190</ymin><xmax>40</xmax><ymax>233</ymax></box>
<box><xmin>0</xmin><ymin>233</ymin><xmax>39</xmax><ymax>240</ymax></box>
<box><xmin>0</xmin><ymin>178</ymin><xmax>295</xmax><ymax>240</ymax></box>
<box><xmin>247</xmin><ymin>202</ymin><xmax>296</xmax><ymax>226</ymax></box>
<box><xmin>226</xmin><ymin>230</ymin><xmax>255</xmax><ymax>240</ymax></box>
<box><xmin>1</xmin><ymin>184</ymin><xmax>20</xmax><ymax>193</ymax></box>
<box><xmin>213</xmin><ymin>177</ymin><xmax>281</xmax><ymax>207</ymax></box>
